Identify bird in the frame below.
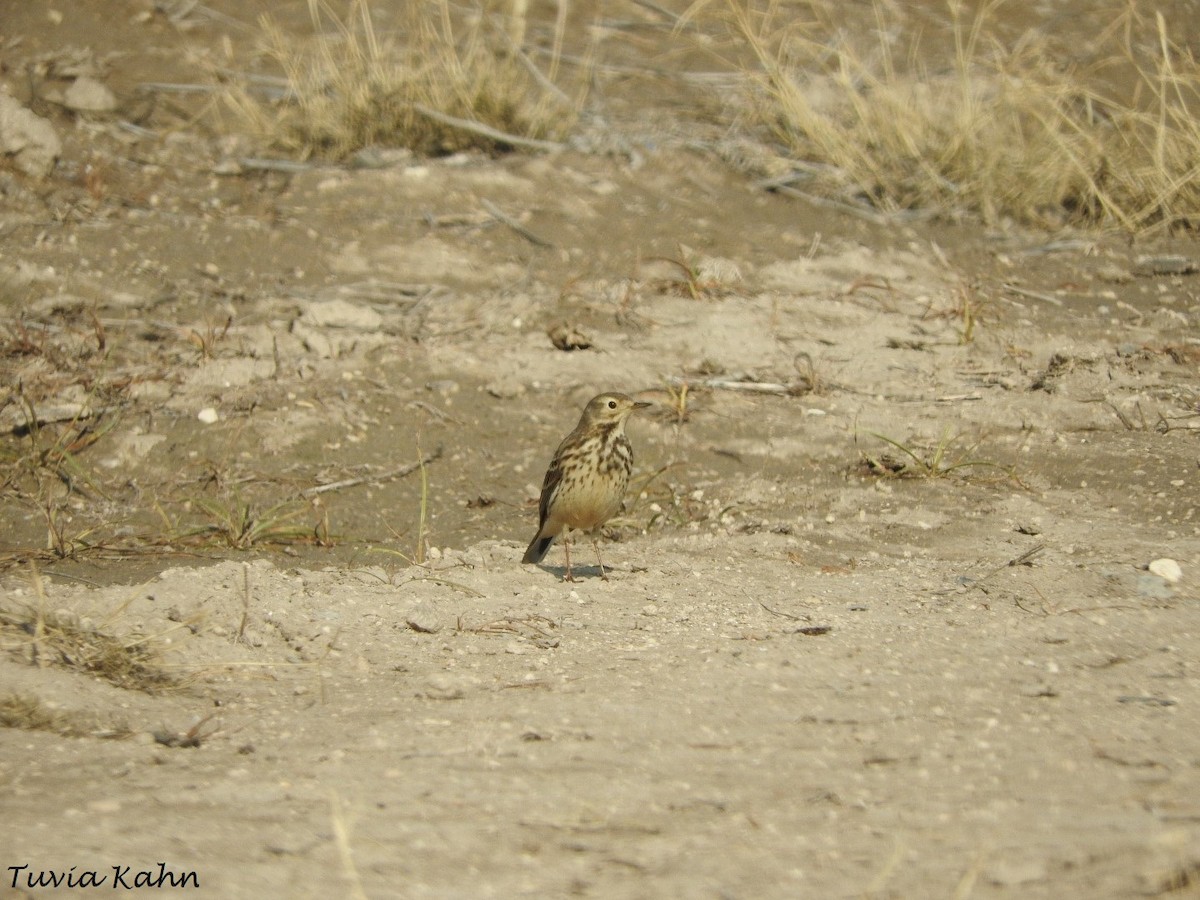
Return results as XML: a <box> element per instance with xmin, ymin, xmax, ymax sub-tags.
<box><xmin>522</xmin><ymin>392</ymin><xmax>651</xmax><ymax>581</ymax></box>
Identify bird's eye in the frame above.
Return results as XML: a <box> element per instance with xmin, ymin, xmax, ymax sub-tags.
<box><xmin>607</xmin><ymin>400</ymin><xmax>617</xmax><ymax>409</ymax></box>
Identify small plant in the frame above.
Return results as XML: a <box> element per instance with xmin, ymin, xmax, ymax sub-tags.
<box><xmin>184</xmin><ymin>493</ymin><xmax>322</xmax><ymax>550</ymax></box>
<box><xmin>926</xmin><ymin>280</ymin><xmax>988</xmax><ymax>344</ymax></box>
<box><xmin>662</xmin><ymin>381</ymin><xmax>690</xmax><ymax>426</ymax></box>
<box><xmin>8</xmin><ymin>389</ymin><xmax>117</xmax><ymax>498</ymax></box>
<box><xmin>645</xmin><ymin>246</ymin><xmax>740</xmax><ymax>300</ymax></box>
<box><xmin>857</xmin><ymin>427</ymin><xmax>1018</xmax><ymax>482</ymax></box>
<box><xmin>186</xmin><ymin>315</ymin><xmax>233</xmax><ymax>361</ymax></box>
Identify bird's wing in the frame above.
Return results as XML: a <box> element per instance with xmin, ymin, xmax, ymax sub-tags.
<box><xmin>537</xmin><ymin>450</ymin><xmax>564</xmax><ymax>528</ymax></box>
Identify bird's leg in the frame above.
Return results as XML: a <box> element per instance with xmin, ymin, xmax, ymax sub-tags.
<box><xmin>592</xmin><ymin>535</ymin><xmax>608</xmax><ymax>581</ymax></box>
<box><xmin>562</xmin><ymin>533</ymin><xmax>576</xmax><ymax>582</ymax></box>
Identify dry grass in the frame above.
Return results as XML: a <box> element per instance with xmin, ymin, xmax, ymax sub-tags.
<box><xmin>0</xmin><ymin>693</ymin><xmax>135</xmax><ymax>740</ymax></box>
<box><xmin>690</xmin><ymin>0</ymin><xmax>1200</xmax><ymax>231</ymax></box>
<box><xmin>0</xmin><ymin>302</ymin><xmax>343</xmax><ymax>569</ymax></box>
<box><xmin>855</xmin><ymin>427</ymin><xmax>1019</xmax><ymax>483</ymax></box>
<box><xmin>220</xmin><ymin>0</ymin><xmax>583</xmax><ymax>158</ymax></box>
<box><xmin>0</xmin><ymin>601</ymin><xmax>178</xmax><ymax>693</ymax></box>
<box><xmin>174</xmin><ymin>493</ymin><xmax>328</xmax><ymax>550</ymax></box>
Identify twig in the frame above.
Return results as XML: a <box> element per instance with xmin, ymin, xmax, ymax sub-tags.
<box><xmin>136</xmin><ymin>82</ymin><xmax>221</xmax><ymax>95</ymax></box>
<box><xmin>183</xmin><ymin>3</ymin><xmax>254</xmax><ymax>31</ymax></box>
<box><xmin>667</xmin><ymin>375</ymin><xmax>792</xmax><ymax>395</ymax></box>
<box><xmin>937</xmin><ymin>544</ymin><xmax>1045</xmax><ymax>595</ymax></box>
<box><xmin>329</xmin><ymin>791</ymin><xmax>369</xmax><ymax>900</ymax></box>
<box><xmin>481</xmin><ymin>198</ymin><xmax>555</xmax><ymax>248</ymax></box>
<box><xmin>301</xmin><ymin>446</ymin><xmax>443</xmax><ymax>497</ymax></box>
<box><xmin>631</xmin><ymin>0</ymin><xmax>682</xmax><ymax>24</ymax></box>
<box><xmin>759</xmin><ymin>601</ymin><xmax>806</xmax><ymax>621</ymax></box>
<box><xmin>237</xmin><ymin>157</ymin><xmax>315</xmax><ymax>174</ymax></box>
<box><xmin>1002</xmin><ymin>283</ymin><xmax>1065</xmax><ymax>306</ymax></box>
<box><xmin>411</xmin><ymin>104</ymin><xmax>564</xmax><ymax>152</ymax></box>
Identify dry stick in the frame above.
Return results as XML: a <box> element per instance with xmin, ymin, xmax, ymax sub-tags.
<box><xmin>136</xmin><ymin>82</ymin><xmax>221</xmax><ymax>94</ymax></box>
<box><xmin>237</xmin><ymin>158</ymin><xmax>314</xmax><ymax>174</ymax></box>
<box><xmin>1002</xmin><ymin>283</ymin><xmax>1065</xmax><ymax>306</ymax></box>
<box><xmin>301</xmin><ymin>446</ymin><xmax>443</xmax><ymax>498</ymax></box>
<box><xmin>936</xmin><ymin>544</ymin><xmax>1046</xmax><ymax>596</ymax></box>
<box><xmin>490</xmin><ymin>24</ymin><xmax>573</xmax><ymax>108</ymax></box>
<box><xmin>411</xmin><ymin>103</ymin><xmax>564</xmax><ymax>152</ymax></box>
<box><xmin>759</xmin><ymin>601</ymin><xmax>806</xmax><ymax>621</ymax></box>
<box><xmin>630</xmin><ymin>0</ymin><xmax>681</xmax><ymax>23</ymax></box>
<box><xmin>481</xmin><ymin>198</ymin><xmax>555</xmax><ymax>248</ymax></box>
<box><xmin>668</xmin><ymin>376</ymin><xmax>793</xmax><ymax>395</ymax></box>
<box><xmin>328</xmin><ymin>790</ymin><xmax>369</xmax><ymax>900</ymax></box>
<box><xmin>236</xmin><ymin>562</ymin><xmax>251</xmax><ymax>644</ymax></box>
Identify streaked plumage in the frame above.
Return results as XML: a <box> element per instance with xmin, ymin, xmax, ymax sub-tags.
<box><xmin>522</xmin><ymin>392</ymin><xmax>651</xmax><ymax>581</ymax></box>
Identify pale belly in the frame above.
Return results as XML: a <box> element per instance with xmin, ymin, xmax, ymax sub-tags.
<box><xmin>550</xmin><ymin>471</ymin><xmax>627</xmax><ymax>533</ymax></box>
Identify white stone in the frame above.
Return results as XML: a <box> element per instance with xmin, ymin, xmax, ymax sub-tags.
<box><xmin>1148</xmin><ymin>558</ymin><xmax>1182</xmax><ymax>584</ymax></box>
<box><xmin>298</xmin><ymin>299</ymin><xmax>383</xmax><ymax>331</ymax></box>
<box><xmin>0</xmin><ymin>92</ymin><xmax>61</xmax><ymax>176</ymax></box>
<box><xmin>63</xmin><ymin>77</ymin><xmax>117</xmax><ymax>113</ymax></box>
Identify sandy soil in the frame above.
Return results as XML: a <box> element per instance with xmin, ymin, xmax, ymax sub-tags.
<box><xmin>2</xmin><ymin>1</ymin><xmax>1199</xmax><ymax>898</ymax></box>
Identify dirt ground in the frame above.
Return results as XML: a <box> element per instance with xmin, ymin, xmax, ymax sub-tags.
<box><xmin>1</xmin><ymin>1</ymin><xmax>1199</xmax><ymax>897</ymax></box>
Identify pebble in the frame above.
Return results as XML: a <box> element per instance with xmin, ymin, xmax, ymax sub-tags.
<box><xmin>197</xmin><ymin>407</ymin><xmax>219</xmax><ymax>424</ymax></box>
<box><xmin>298</xmin><ymin>299</ymin><xmax>382</xmax><ymax>330</ymax></box>
<box><xmin>1134</xmin><ymin>255</ymin><xmax>1198</xmax><ymax>276</ymax></box>
<box><xmin>1147</xmin><ymin>558</ymin><xmax>1182</xmax><ymax>584</ymax></box>
<box><xmin>404</xmin><ymin>601</ymin><xmax>441</xmax><ymax>634</ymax></box>
<box><xmin>419</xmin><ymin>673</ymin><xmax>474</xmax><ymax>700</ymax></box>
<box><xmin>0</xmin><ymin>93</ymin><xmax>61</xmax><ymax>177</ymax></box>
<box><xmin>63</xmin><ymin>77</ymin><xmax>117</xmax><ymax>113</ymax></box>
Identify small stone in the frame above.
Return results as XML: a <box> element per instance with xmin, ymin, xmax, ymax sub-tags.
<box><xmin>404</xmin><ymin>602</ymin><xmax>441</xmax><ymax>634</ymax></box>
<box><xmin>63</xmin><ymin>77</ymin><xmax>117</xmax><ymax>113</ymax></box>
<box><xmin>547</xmin><ymin>321</ymin><xmax>593</xmax><ymax>351</ymax></box>
<box><xmin>0</xmin><ymin>93</ymin><xmax>61</xmax><ymax>177</ymax></box>
<box><xmin>197</xmin><ymin>407</ymin><xmax>219</xmax><ymax>424</ymax></box>
<box><xmin>1134</xmin><ymin>255</ymin><xmax>1198</xmax><ymax>276</ymax></box>
<box><xmin>1096</xmin><ymin>263</ymin><xmax>1133</xmax><ymax>283</ymax></box>
<box><xmin>986</xmin><ymin>858</ymin><xmax>1047</xmax><ymax>887</ymax></box>
<box><xmin>1148</xmin><ymin>558</ymin><xmax>1182</xmax><ymax>584</ymax></box>
<box><xmin>212</xmin><ymin>159</ymin><xmax>244</xmax><ymax>176</ymax></box>
<box><xmin>419</xmin><ymin>673</ymin><xmax>472</xmax><ymax>700</ymax></box>
<box><xmin>297</xmin><ymin>299</ymin><xmax>382</xmax><ymax>331</ymax></box>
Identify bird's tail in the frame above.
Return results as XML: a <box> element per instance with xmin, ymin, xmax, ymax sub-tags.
<box><xmin>522</xmin><ymin>533</ymin><xmax>555</xmax><ymax>564</ymax></box>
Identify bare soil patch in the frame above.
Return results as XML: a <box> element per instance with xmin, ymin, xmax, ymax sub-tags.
<box><xmin>2</xmin><ymin>2</ymin><xmax>1198</xmax><ymax>898</ymax></box>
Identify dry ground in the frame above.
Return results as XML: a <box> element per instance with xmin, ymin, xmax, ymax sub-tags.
<box><xmin>1</xmin><ymin>1</ymin><xmax>1198</xmax><ymax>898</ymax></box>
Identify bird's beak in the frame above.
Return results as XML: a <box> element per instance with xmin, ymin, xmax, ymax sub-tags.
<box><xmin>633</xmin><ymin>401</ymin><xmax>653</xmax><ymax>410</ymax></box>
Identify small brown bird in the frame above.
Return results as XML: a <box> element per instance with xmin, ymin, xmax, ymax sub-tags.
<box><xmin>522</xmin><ymin>392</ymin><xmax>651</xmax><ymax>581</ymax></box>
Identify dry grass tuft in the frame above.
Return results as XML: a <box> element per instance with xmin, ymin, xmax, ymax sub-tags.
<box><xmin>0</xmin><ymin>601</ymin><xmax>178</xmax><ymax>694</ymax></box>
<box><xmin>0</xmin><ymin>693</ymin><xmax>134</xmax><ymax>740</ymax></box>
<box><xmin>691</xmin><ymin>0</ymin><xmax>1200</xmax><ymax>231</ymax></box>
<box><xmin>221</xmin><ymin>0</ymin><xmax>582</xmax><ymax>158</ymax></box>
<box><xmin>855</xmin><ymin>427</ymin><xmax>1020</xmax><ymax>483</ymax></box>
